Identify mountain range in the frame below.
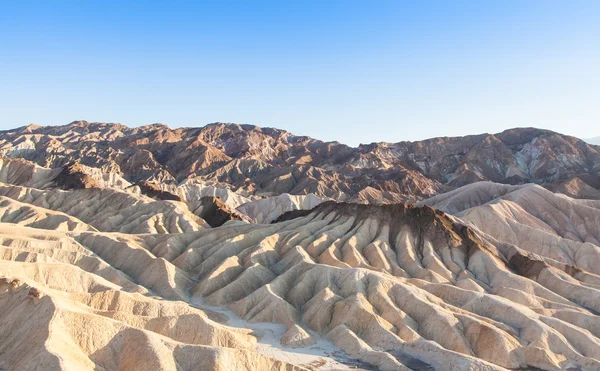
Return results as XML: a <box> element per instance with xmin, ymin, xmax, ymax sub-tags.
<box><xmin>1</xmin><ymin>121</ymin><xmax>599</xmax><ymax>204</ymax></box>
<box><xmin>1</xmin><ymin>121</ymin><xmax>600</xmax><ymax>371</ymax></box>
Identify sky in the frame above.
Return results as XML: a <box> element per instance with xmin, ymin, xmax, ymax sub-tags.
<box><xmin>0</xmin><ymin>1</ymin><xmax>599</xmax><ymax>146</ymax></box>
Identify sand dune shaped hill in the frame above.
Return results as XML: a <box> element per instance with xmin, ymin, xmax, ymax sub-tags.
<box><xmin>4</xmin><ymin>1</ymin><xmax>600</xmax><ymax>367</ymax></box>
<box><xmin>0</xmin><ymin>228</ymin><xmax>300</xmax><ymax>371</ymax></box>
<box><xmin>0</xmin><ymin>186</ymin><xmax>599</xmax><ymax>369</ymax></box>
<box><xmin>420</xmin><ymin>182</ymin><xmax>600</xmax><ymax>274</ymax></box>
<box><xmin>236</xmin><ymin>193</ymin><xmax>328</xmax><ymax>224</ymax></box>
<box><xmin>0</xmin><ymin>183</ymin><xmax>208</xmax><ymax>233</ymax></box>
<box><xmin>1</xmin><ymin>145</ymin><xmax>600</xmax><ymax>371</ymax></box>
<box><xmin>0</xmin><ymin>157</ymin><xmax>328</xmax><ymax>227</ymax></box>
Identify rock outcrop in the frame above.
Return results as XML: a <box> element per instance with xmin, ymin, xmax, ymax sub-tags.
<box><xmin>2</xmin><ymin>121</ymin><xmax>598</xmax><ymax>202</ymax></box>
<box><xmin>190</xmin><ymin>196</ymin><xmax>250</xmax><ymax>227</ymax></box>
<box><xmin>1</xmin><ymin>184</ymin><xmax>599</xmax><ymax>369</ymax></box>
<box><xmin>0</xmin><ymin>122</ymin><xmax>600</xmax><ymax>370</ymax></box>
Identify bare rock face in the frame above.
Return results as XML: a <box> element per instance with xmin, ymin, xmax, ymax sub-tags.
<box><xmin>546</xmin><ymin>176</ymin><xmax>600</xmax><ymax>200</ymax></box>
<box><xmin>0</xmin><ymin>182</ymin><xmax>208</xmax><ymax>233</ymax></box>
<box><xmin>190</xmin><ymin>196</ymin><xmax>250</xmax><ymax>227</ymax></box>
<box><xmin>281</xmin><ymin>325</ymin><xmax>316</xmax><ymax>348</ymax></box>
<box><xmin>54</xmin><ymin>162</ymin><xmax>101</xmax><ymax>190</ymax></box>
<box><xmin>1</xmin><ymin>184</ymin><xmax>598</xmax><ymax>369</ymax></box>
<box><xmin>236</xmin><ymin>193</ymin><xmax>328</xmax><ymax>223</ymax></box>
<box><xmin>133</xmin><ymin>181</ymin><xmax>182</xmax><ymax>201</ymax></box>
<box><xmin>2</xmin><ymin>121</ymin><xmax>598</xmax><ymax>202</ymax></box>
<box><xmin>1</xmin><ymin>122</ymin><xmax>600</xmax><ymax>370</ymax></box>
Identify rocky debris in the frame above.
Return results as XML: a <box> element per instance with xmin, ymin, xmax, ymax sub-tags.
<box><xmin>0</xmin><ymin>277</ymin><xmax>22</xmax><ymax>295</ymax></box>
<box><xmin>27</xmin><ymin>286</ymin><xmax>43</xmax><ymax>302</ymax></box>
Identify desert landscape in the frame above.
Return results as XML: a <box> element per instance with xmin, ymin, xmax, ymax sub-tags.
<box><xmin>0</xmin><ymin>121</ymin><xmax>599</xmax><ymax>370</ymax></box>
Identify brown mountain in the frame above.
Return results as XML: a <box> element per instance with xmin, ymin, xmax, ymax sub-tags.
<box><xmin>1</xmin><ymin>121</ymin><xmax>599</xmax><ymax>201</ymax></box>
<box><xmin>1</xmin><ymin>122</ymin><xmax>600</xmax><ymax>369</ymax></box>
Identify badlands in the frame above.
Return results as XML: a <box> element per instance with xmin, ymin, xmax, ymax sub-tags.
<box><xmin>0</xmin><ymin>122</ymin><xmax>600</xmax><ymax>370</ymax></box>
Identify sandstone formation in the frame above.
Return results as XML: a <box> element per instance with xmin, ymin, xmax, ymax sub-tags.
<box><xmin>236</xmin><ymin>193</ymin><xmax>328</xmax><ymax>224</ymax></box>
<box><xmin>0</xmin><ymin>122</ymin><xmax>599</xmax><ymax>370</ymax></box>
<box><xmin>0</xmin><ymin>224</ymin><xmax>302</xmax><ymax>371</ymax></box>
<box><xmin>0</xmin><ymin>183</ymin><xmax>207</xmax><ymax>233</ymax></box>
<box><xmin>0</xmin><ymin>182</ymin><xmax>599</xmax><ymax>369</ymax></box>
<box><xmin>190</xmin><ymin>196</ymin><xmax>250</xmax><ymax>227</ymax></box>
<box><xmin>546</xmin><ymin>176</ymin><xmax>600</xmax><ymax>200</ymax></box>
<box><xmin>3</xmin><ymin>121</ymin><xmax>599</xmax><ymax>202</ymax></box>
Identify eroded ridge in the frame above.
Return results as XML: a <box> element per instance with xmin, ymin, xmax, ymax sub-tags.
<box><xmin>70</xmin><ymin>201</ymin><xmax>600</xmax><ymax>370</ymax></box>
<box><xmin>0</xmin><ymin>224</ymin><xmax>302</xmax><ymax>371</ymax></box>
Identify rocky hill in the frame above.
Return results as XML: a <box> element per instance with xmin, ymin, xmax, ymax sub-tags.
<box><xmin>2</xmin><ymin>121</ymin><xmax>599</xmax><ymax>202</ymax></box>
<box><xmin>1</xmin><ymin>177</ymin><xmax>600</xmax><ymax>370</ymax></box>
<box><xmin>1</xmin><ymin>122</ymin><xmax>600</xmax><ymax>370</ymax></box>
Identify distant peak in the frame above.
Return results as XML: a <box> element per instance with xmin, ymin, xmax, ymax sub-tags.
<box><xmin>136</xmin><ymin>123</ymin><xmax>170</xmax><ymax>131</ymax></box>
<box><xmin>68</xmin><ymin>120</ymin><xmax>91</xmax><ymax>126</ymax></box>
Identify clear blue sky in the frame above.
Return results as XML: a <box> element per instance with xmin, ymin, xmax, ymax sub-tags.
<box><xmin>1</xmin><ymin>1</ymin><xmax>598</xmax><ymax>145</ymax></box>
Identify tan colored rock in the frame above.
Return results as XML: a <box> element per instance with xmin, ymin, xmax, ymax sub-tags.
<box><xmin>0</xmin><ymin>172</ymin><xmax>600</xmax><ymax>370</ymax></box>
<box><xmin>281</xmin><ymin>325</ymin><xmax>316</xmax><ymax>348</ymax></box>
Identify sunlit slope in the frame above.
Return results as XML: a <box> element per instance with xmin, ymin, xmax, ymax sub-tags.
<box><xmin>1</xmin><ymin>179</ymin><xmax>600</xmax><ymax>369</ymax></box>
